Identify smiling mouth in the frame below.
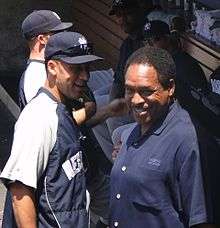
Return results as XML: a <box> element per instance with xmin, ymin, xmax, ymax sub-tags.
<box><xmin>74</xmin><ymin>83</ymin><xmax>86</xmax><ymax>89</ymax></box>
<box><xmin>133</xmin><ymin>106</ymin><xmax>147</xmax><ymax>114</ymax></box>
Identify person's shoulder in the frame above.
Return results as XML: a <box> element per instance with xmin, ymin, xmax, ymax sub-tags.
<box><xmin>169</xmin><ymin>113</ymin><xmax>199</xmax><ymax>161</ymax></box>
<box><xmin>170</xmin><ymin>104</ymin><xmax>198</xmax><ymax>141</ymax></box>
<box><xmin>25</xmin><ymin>60</ymin><xmax>46</xmax><ymax>76</ymax></box>
<box><xmin>173</xmin><ymin>51</ymin><xmax>202</xmax><ymax>71</ymax></box>
<box><xmin>173</xmin><ymin>50</ymin><xmax>193</xmax><ymax>63</ymax></box>
<box><xmin>19</xmin><ymin>92</ymin><xmax>58</xmax><ymax>124</ymax></box>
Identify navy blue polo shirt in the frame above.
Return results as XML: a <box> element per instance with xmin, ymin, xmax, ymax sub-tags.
<box><xmin>110</xmin><ymin>101</ymin><xmax>208</xmax><ymax>228</ymax></box>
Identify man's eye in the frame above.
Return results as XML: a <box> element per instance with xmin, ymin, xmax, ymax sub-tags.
<box><xmin>139</xmin><ymin>90</ymin><xmax>155</xmax><ymax>97</ymax></box>
<box><xmin>71</xmin><ymin>65</ymin><xmax>82</xmax><ymax>75</ymax></box>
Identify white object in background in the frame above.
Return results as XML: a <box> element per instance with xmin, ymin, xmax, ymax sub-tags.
<box><xmin>147</xmin><ymin>10</ymin><xmax>177</xmax><ymax>26</ymax></box>
<box><xmin>175</xmin><ymin>0</ymin><xmax>180</xmax><ymax>7</ymax></box>
<box><xmin>211</xmin><ymin>28</ymin><xmax>220</xmax><ymax>45</ymax></box>
<box><xmin>192</xmin><ymin>2</ymin><xmax>197</xmax><ymax>14</ymax></box>
<box><xmin>194</xmin><ymin>10</ymin><xmax>217</xmax><ymax>40</ymax></box>
<box><xmin>184</xmin><ymin>0</ymin><xmax>189</xmax><ymax>11</ymax></box>
<box><xmin>191</xmin><ymin>20</ymin><xmax>197</xmax><ymax>31</ymax></box>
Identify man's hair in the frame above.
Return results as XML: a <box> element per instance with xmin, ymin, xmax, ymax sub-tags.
<box><xmin>125</xmin><ymin>46</ymin><xmax>176</xmax><ymax>89</ymax></box>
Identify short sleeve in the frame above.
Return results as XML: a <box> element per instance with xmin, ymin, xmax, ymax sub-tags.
<box><xmin>0</xmin><ymin>105</ymin><xmax>57</xmax><ymax>189</ymax></box>
<box><xmin>24</xmin><ymin>62</ymin><xmax>47</xmax><ymax>103</ymax></box>
<box><xmin>176</xmin><ymin>140</ymin><xmax>208</xmax><ymax>226</ymax></box>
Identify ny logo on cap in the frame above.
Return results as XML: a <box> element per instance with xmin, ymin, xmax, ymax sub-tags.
<box><xmin>78</xmin><ymin>36</ymin><xmax>87</xmax><ymax>45</ymax></box>
<box><xmin>78</xmin><ymin>36</ymin><xmax>88</xmax><ymax>52</ymax></box>
<box><xmin>144</xmin><ymin>22</ymin><xmax>151</xmax><ymax>31</ymax></box>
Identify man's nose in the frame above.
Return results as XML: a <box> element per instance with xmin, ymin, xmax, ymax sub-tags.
<box><xmin>131</xmin><ymin>92</ymin><xmax>145</xmax><ymax>104</ymax></box>
<box><xmin>79</xmin><ymin>68</ymin><xmax>89</xmax><ymax>82</ymax></box>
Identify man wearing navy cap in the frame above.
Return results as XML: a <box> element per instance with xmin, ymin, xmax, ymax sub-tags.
<box><xmin>0</xmin><ymin>31</ymin><xmax>102</xmax><ymax>228</ymax></box>
<box><xmin>18</xmin><ymin>10</ymin><xmax>73</xmax><ymax>110</ymax></box>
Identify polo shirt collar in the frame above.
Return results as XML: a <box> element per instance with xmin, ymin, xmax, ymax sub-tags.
<box><xmin>37</xmin><ymin>87</ymin><xmax>59</xmax><ymax>103</ymax></box>
<box><xmin>127</xmin><ymin>101</ymin><xmax>179</xmax><ymax>146</ymax></box>
<box><xmin>153</xmin><ymin>100</ymin><xmax>178</xmax><ymax>135</ymax></box>
<box><xmin>27</xmin><ymin>59</ymin><xmax>45</xmax><ymax>64</ymax></box>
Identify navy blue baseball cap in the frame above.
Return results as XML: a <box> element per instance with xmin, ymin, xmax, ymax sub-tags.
<box><xmin>45</xmin><ymin>31</ymin><xmax>103</xmax><ymax>64</ymax></box>
<box><xmin>109</xmin><ymin>0</ymin><xmax>139</xmax><ymax>15</ymax></box>
<box><xmin>143</xmin><ymin>20</ymin><xmax>170</xmax><ymax>40</ymax></box>
<box><xmin>22</xmin><ymin>10</ymin><xmax>73</xmax><ymax>40</ymax></box>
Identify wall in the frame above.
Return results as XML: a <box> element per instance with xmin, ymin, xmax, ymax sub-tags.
<box><xmin>72</xmin><ymin>0</ymin><xmax>127</xmax><ymax>69</ymax></box>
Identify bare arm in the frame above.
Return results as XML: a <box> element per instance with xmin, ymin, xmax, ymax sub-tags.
<box><xmin>86</xmin><ymin>98</ymin><xmax>129</xmax><ymax>127</ymax></box>
<box><xmin>72</xmin><ymin>101</ymin><xmax>96</xmax><ymax>125</ymax></box>
<box><xmin>9</xmin><ymin>182</ymin><xmax>37</xmax><ymax>228</ymax></box>
<box><xmin>72</xmin><ymin>85</ymin><xmax>97</xmax><ymax>125</ymax></box>
<box><xmin>109</xmin><ymin>82</ymin><xmax>125</xmax><ymax>102</ymax></box>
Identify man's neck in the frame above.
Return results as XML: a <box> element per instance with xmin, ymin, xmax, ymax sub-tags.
<box><xmin>141</xmin><ymin>124</ymin><xmax>151</xmax><ymax>136</ymax></box>
<box><xmin>44</xmin><ymin>81</ymin><xmax>65</xmax><ymax>104</ymax></box>
<box><xmin>140</xmin><ymin>103</ymin><xmax>171</xmax><ymax>136</ymax></box>
<box><xmin>29</xmin><ymin>52</ymin><xmax>45</xmax><ymax>61</ymax></box>
<box><xmin>29</xmin><ymin>45</ymin><xmax>45</xmax><ymax>61</ymax></box>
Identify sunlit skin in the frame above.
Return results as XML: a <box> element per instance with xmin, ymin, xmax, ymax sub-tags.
<box><xmin>28</xmin><ymin>33</ymin><xmax>52</xmax><ymax>61</ymax></box>
<box><xmin>125</xmin><ymin>64</ymin><xmax>175</xmax><ymax>135</ymax></box>
<box><xmin>46</xmin><ymin>60</ymin><xmax>90</xmax><ymax>103</ymax></box>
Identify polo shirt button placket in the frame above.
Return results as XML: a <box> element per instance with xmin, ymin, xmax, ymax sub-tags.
<box><xmin>116</xmin><ymin>193</ymin><xmax>121</xmax><ymax>199</ymax></box>
<box><xmin>114</xmin><ymin>221</ymin><xmax>119</xmax><ymax>227</ymax></box>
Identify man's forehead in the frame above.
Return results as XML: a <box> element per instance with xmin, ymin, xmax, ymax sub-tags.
<box><xmin>125</xmin><ymin>63</ymin><xmax>159</xmax><ymax>83</ymax></box>
<box><xmin>126</xmin><ymin>63</ymin><xmax>155</xmax><ymax>74</ymax></box>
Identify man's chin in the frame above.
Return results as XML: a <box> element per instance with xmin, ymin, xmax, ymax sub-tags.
<box><xmin>134</xmin><ymin>113</ymin><xmax>151</xmax><ymax>125</ymax></box>
<box><xmin>65</xmin><ymin>92</ymin><xmax>82</xmax><ymax>101</ymax></box>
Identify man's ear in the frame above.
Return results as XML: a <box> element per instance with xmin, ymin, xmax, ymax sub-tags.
<box><xmin>47</xmin><ymin>60</ymin><xmax>57</xmax><ymax>77</ymax></box>
<box><xmin>168</xmin><ymin>79</ymin><xmax>175</xmax><ymax>97</ymax></box>
<box><xmin>38</xmin><ymin>34</ymin><xmax>50</xmax><ymax>46</ymax></box>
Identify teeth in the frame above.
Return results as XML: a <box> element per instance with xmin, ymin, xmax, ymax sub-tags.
<box><xmin>133</xmin><ymin>107</ymin><xmax>145</xmax><ymax>114</ymax></box>
<box><xmin>75</xmin><ymin>84</ymin><xmax>85</xmax><ymax>88</ymax></box>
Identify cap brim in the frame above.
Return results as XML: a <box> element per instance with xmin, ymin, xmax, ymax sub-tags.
<box><xmin>50</xmin><ymin>22</ymin><xmax>73</xmax><ymax>32</ymax></box>
<box><xmin>60</xmin><ymin>55</ymin><xmax>103</xmax><ymax>64</ymax></box>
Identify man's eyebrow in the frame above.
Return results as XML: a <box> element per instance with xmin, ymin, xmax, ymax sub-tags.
<box><xmin>125</xmin><ymin>85</ymin><xmax>154</xmax><ymax>90</ymax></box>
<box><xmin>138</xmin><ymin>86</ymin><xmax>154</xmax><ymax>90</ymax></box>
